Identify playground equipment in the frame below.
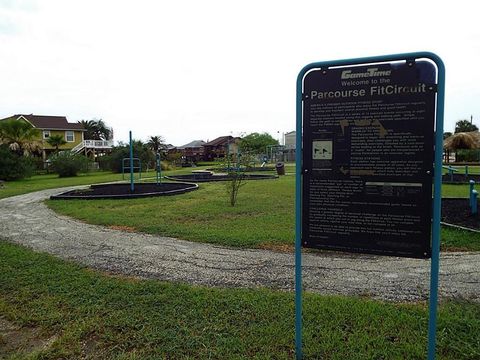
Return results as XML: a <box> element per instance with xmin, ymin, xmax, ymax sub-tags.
<box><xmin>50</xmin><ymin>130</ymin><xmax>199</xmax><ymax>200</ymax></box>
<box><xmin>443</xmin><ymin>165</ymin><xmax>458</xmax><ymax>182</ymax></box>
<box><xmin>442</xmin><ymin>165</ymin><xmax>480</xmax><ymax>183</ymax></box>
<box><xmin>122</xmin><ymin>158</ymin><xmax>142</xmax><ymax>180</ymax></box>
<box><xmin>155</xmin><ymin>153</ymin><xmax>162</xmax><ymax>185</ymax></box>
<box><xmin>469</xmin><ymin>180</ymin><xmax>478</xmax><ymax>215</ymax></box>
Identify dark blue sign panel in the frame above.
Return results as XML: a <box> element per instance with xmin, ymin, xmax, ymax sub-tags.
<box><xmin>302</xmin><ymin>60</ymin><xmax>437</xmax><ymax>258</ymax></box>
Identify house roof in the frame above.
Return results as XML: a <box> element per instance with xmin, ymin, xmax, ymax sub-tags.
<box><xmin>177</xmin><ymin>140</ymin><xmax>206</xmax><ymax>149</ymax></box>
<box><xmin>203</xmin><ymin>136</ymin><xmax>235</xmax><ymax>147</ymax></box>
<box><xmin>13</xmin><ymin>114</ymin><xmax>85</xmax><ymax>131</ymax></box>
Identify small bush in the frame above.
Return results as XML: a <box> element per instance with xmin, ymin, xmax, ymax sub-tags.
<box><xmin>0</xmin><ymin>144</ymin><xmax>35</xmax><ymax>180</ymax></box>
<box><xmin>456</xmin><ymin>149</ymin><xmax>480</xmax><ymax>162</ymax></box>
<box><xmin>49</xmin><ymin>152</ymin><xmax>90</xmax><ymax>177</ymax></box>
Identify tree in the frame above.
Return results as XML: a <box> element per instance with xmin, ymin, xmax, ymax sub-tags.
<box><xmin>100</xmin><ymin>140</ymin><xmax>155</xmax><ymax>173</ymax></box>
<box><xmin>443</xmin><ymin>131</ymin><xmax>452</xmax><ymax>140</ymax></box>
<box><xmin>221</xmin><ymin>152</ymin><xmax>253</xmax><ymax>206</ymax></box>
<box><xmin>454</xmin><ymin>119</ymin><xmax>478</xmax><ymax>133</ymax></box>
<box><xmin>239</xmin><ymin>132</ymin><xmax>278</xmax><ymax>155</ymax></box>
<box><xmin>147</xmin><ymin>135</ymin><xmax>166</xmax><ymax>154</ymax></box>
<box><xmin>0</xmin><ymin>144</ymin><xmax>34</xmax><ymax>180</ymax></box>
<box><xmin>0</xmin><ymin>119</ymin><xmax>41</xmax><ymax>155</ymax></box>
<box><xmin>49</xmin><ymin>152</ymin><xmax>90</xmax><ymax>177</ymax></box>
<box><xmin>78</xmin><ymin>119</ymin><xmax>112</xmax><ymax>140</ymax></box>
<box><xmin>46</xmin><ymin>134</ymin><xmax>67</xmax><ymax>153</ymax></box>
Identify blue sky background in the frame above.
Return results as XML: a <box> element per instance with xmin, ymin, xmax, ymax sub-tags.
<box><xmin>1</xmin><ymin>0</ymin><xmax>479</xmax><ymax>145</ymax></box>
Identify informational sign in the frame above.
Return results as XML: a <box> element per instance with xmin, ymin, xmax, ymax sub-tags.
<box><xmin>302</xmin><ymin>60</ymin><xmax>437</xmax><ymax>258</ymax></box>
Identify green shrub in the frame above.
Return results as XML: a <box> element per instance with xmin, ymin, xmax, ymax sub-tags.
<box><xmin>0</xmin><ymin>144</ymin><xmax>34</xmax><ymax>180</ymax></box>
<box><xmin>97</xmin><ymin>154</ymin><xmax>113</xmax><ymax>171</ymax></box>
<box><xmin>99</xmin><ymin>143</ymin><xmax>155</xmax><ymax>173</ymax></box>
<box><xmin>456</xmin><ymin>149</ymin><xmax>480</xmax><ymax>162</ymax></box>
<box><xmin>49</xmin><ymin>152</ymin><xmax>90</xmax><ymax>177</ymax></box>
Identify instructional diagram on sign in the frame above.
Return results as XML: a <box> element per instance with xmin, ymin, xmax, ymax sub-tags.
<box><xmin>312</xmin><ymin>140</ymin><xmax>332</xmax><ymax>160</ymax></box>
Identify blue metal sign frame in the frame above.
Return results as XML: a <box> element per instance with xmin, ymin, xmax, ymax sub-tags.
<box><xmin>295</xmin><ymin>52</ymin><xmax>445</xmax><ymax>359</ymax></box>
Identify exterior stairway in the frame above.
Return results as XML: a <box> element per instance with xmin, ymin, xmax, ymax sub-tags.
<box><xmin>71</xmin><ymin>140</ymin><xmax>114</xmax><ymax>154</ymax></box>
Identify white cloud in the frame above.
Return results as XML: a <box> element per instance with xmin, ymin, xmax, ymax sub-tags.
<box><xmin>1</xmin><ymin>0</ymin><xmax>479</xmax><ymax>145</ymax></box>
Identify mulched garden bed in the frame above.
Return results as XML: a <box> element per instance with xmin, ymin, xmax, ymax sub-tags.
<box><xmin>441</xmin><ymin>198</ymin><xmax>480</xmax><ymax>230</ymax></box>
<box><xmin>50</xmin><ymin>182</ymin><xmax>198</xmax><ymax>200</ymax></box>
<box><xmin>165</xmin><ymin>173</ymin><xmax>278</xmax><ymax>182</ymax></box>
<box><xmin>442</xmin><ymin>174</ymin><xmax>480</xmax><ymax>184</ymax></box>
<box><xmin>207</xmin><ymin>167</ymin><xmax>275</xmax><ymax>172</ymax></box>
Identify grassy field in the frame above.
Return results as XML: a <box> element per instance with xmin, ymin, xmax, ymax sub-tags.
<box><xmin>1</xmin><ymin>241</ymin><xmax>479</xmax><ymax>359</ymax></box>
<box><xmin>2</xmin><ymin>166</ymin><xmax>480</xmax><ymax>358</ymax></box>
<box><xmin>46</xmin><ymin>169</ymin><xmax>480</xmax><ymax>251</ymax></box>
<box><xmin>0</xmin><ymin>171</ymin><xmax>125</xmax><ymax>200</ymax></box>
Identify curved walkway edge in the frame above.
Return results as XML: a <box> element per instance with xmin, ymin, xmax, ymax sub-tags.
<box><xmin>1</xmin><ymin>187</ymin><xmax>479</xmax><ymax>302</ymax></box>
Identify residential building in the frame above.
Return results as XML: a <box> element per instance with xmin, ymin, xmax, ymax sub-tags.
<box><xmin>203</xmin><ymin>136</ymin><xmax>240</xmax><ymax>161</ymax></box>
<box><xmin>0</xmin><ymin>114</ymin><xmax>113</xmax><ymax>160</ymax></box>
<box><xmin>176</xmin><ymin>140</ymin><xmax>206</xmax><ymax>163</ymax></box>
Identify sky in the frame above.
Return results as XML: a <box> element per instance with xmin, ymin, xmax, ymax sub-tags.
<box><xmin>1</xmin><ymin>0</ymin><xmax>479</xmax><ymax>146</ymax></box>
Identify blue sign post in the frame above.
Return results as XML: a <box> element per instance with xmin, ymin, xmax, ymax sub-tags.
<box><xmin>129</xmin><ymin>131</ymin><xmax>134</xmax><ymax>192</ymax></box>
<box><xmin>295</xmin><ymin>52</ymin><xmax>445</xmax><ymax>359</ymax></box>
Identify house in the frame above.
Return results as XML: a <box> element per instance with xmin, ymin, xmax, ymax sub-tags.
<box><xmin>175</xmin><ymin>140</ymin><xmax>206</xmax><ymax>163</ymax></box>
<box><xmin>203</xmin><ymin>136</ymin><xmax>240</xmax><ymax>161</ymax></box>
<box><xmin>0</xmin><ymin>114</ymin><xmax>113</xmax><ymax>160</ymax></box>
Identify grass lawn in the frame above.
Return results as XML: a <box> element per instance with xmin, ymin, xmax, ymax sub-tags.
<box><xmin>1</xmin><ymin>241</ymin><xmax>479</xmax><ymax>359</ymax></box>
<box><xmin>0</xmin><ymin>171</ymin><xmax>125</xmax><ymax>200</ymax></box>
<box><xmin>46</xmin><ymin>169</ymin><xmax>480</xmax><ymax>251</ymax></box>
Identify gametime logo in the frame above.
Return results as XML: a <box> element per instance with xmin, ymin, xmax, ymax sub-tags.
<box><xmin>341</xmin><ymin>68</ymin><xmax>391</xmax><ymax>79</ymax></box>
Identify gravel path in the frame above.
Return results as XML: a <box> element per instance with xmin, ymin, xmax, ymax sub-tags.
<box><xmin>1</xmin><ymin>187</ymin><xmax>479</xmax><ymax>302</ymax></box>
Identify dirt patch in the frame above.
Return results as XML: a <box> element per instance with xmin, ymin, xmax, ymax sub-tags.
<box><xmin>258</xmin><ymin>243</ymin><xmax>295</xmax><ymax>252</ymax></box>
<box><xmin>108</xmin><ymin>225</ymin><xmax>137</xmax><ymax>232</ymax></box>
<box><xmin>0</xmin><ymin>317</ymin><xmax>57</xmax><ymax>357</ymax></box>
<box><xmin>442</xmin><ymin>198</ymin><xmax>480</xmax><ymax>230</ymax></box>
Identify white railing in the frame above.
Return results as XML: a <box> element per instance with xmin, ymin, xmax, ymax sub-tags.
<box><xmin>71</xmin><ymin>141</ymin><xmax>85</xmax><ymax>153</ymax></box>
<box><xmin>71</xmin><ymin>140</ymin><xmax>114</xmax><ymax>153</ymax></box>
<box><xmin>83</xmin><ymin>140</ymin><xmax>114</xmax><ymax>148</ymax></box>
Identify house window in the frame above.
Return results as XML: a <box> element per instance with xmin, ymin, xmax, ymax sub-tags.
<box><xmin>65</xmin><ymin>131</ymin><xmax>74</xmax><ymax>142</ymax></box>
<box><xmin>43</xmin><ymin>130</ymin><xmax>50</xmax><ymax>139</ymax></box>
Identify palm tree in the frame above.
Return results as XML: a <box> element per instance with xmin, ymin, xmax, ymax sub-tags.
<box><xmin>0</xmin><ymin>119</ymin><xmax>41</xmax><ymax>155</ymax></box>
<box><xmin>455</xmin><ymin>119</ymin><xmax>478</xmax><ymax>133</ymax></box>
<box><xmin>46</xmin><ymin>134</ymin><xmax>67</xmax><ymax>153</ymax></box>
<box><xmin>95</xmin><ymin>119</ymin><xmax>112</xmax><ymax>140</ymax></box>
<box><xmin>147</xmin><ymin>135</ymin><xmax>165</xmax><ymax>154</ymax></box>
<box><xmin>78</xmin><ymin>119</ymin><xmax>112</xmax><ymax>140</ymax></box>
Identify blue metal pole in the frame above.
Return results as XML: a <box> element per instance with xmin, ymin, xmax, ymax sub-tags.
<box><xmin>469</xmin><ymin>180</ymin><xmax>475</xmax><ymax>208</ymax></box>
<box><xmin>428</xmin><ymin>53</ymin><xmax>445</xmax><ymax>360</ymax></box>
<box><xmin>129</xmin><ymin>131</ymin><xmax>134</xmax><ymax>192</ymax></box>
<box><xmin>156</xmin><ymin>153</ymin><xmax>161</xmax><ymax>185</ymax></box>
<box><xmin>472</xmin><ymin>190</ymin><xmax>478</xmax><ymax>215</ymax></box>
<box><xmin>295</xmin><ymin>63</ymin><xmax>305</xmax><ymax>360</ymax></box>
